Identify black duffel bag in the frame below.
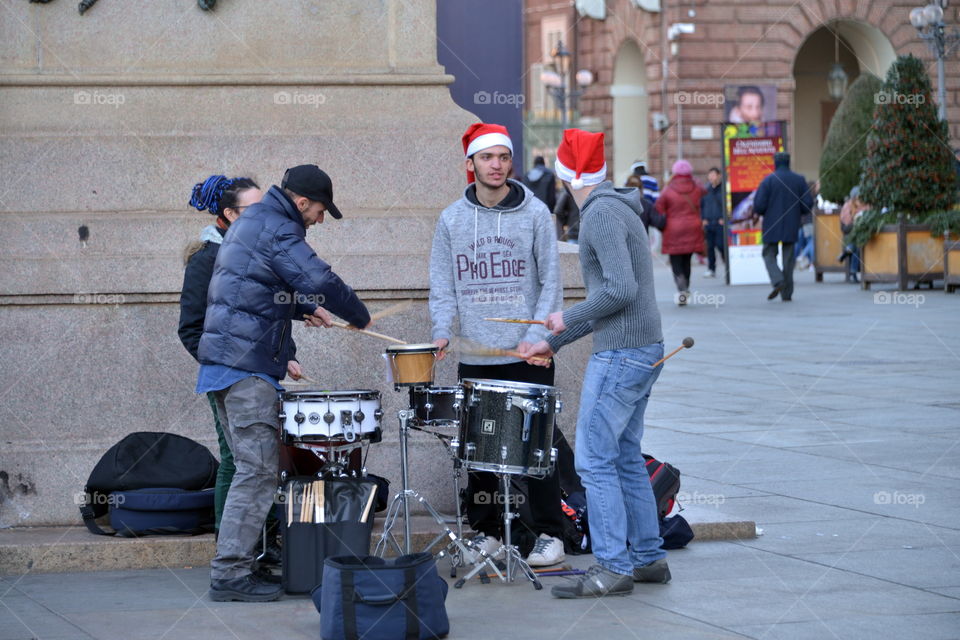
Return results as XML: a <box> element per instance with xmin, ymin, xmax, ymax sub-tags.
<box><xmin>79</xmin><ymin>431</ymin><xmax>218</xmax><ymax>536</ymax></box>
<box><xmin>314</xmin><ymin>553</ymin><xmax>449</xmax><ymax>640</ymax></box>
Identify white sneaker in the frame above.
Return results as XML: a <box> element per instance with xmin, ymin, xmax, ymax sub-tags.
<box><xmin>526</xmin><ymin>534</ymin><xmax>565</xmax><ymax>567</ymax></box>
<box><xmin>463</xmin><ymin>534</ymin><xmax>503</xmax><ymax>563</ymax></box>
<box><xmin>704</xmin><ymin>270</ymin><xmax>715</xmax><ymax>278</ymax></box>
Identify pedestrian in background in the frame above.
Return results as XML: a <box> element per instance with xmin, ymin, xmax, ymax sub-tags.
<box><xmin>523</xmin><ymin>155</ymin><xmax>557</xmax><ymax>213</ymax></box>
<box><xmin>554</xmin><ymin>182</ymin><xmax>580</xmax><ymax>243</ymax></box>
<box><xmin>656</xmin><ymin>159</ymin><xmax>706</xmax><ymax>306</ymax></box>
<box><xmin>700</xmin><ymin>167</ymin><xmax>725</xmax><ymax>278</ymax></box>
<box><xmin>630</xmin><ymin>160</ymin><xmax>660</xmax><ymax>204</ymax></box>
<box><xmin>753</xmin><ymin>152</ymin><xmax>813</xmax><ymax>301</ymax></box>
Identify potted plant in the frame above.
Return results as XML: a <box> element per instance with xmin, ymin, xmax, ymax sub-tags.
<box><xmin>854</xmin><ymin>54</ymin><xmax>960</xmax><ymax>290</ymax></box>
<box><xmin>815</xmin><ymin>73</ymin><xmax>882</xmax><ymax>282</ymax></box>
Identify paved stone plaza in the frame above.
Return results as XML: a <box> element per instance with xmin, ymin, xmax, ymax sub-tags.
<box><xmin>2</xmin><ymin>261</ymin><xmax>958</xmax><ymax>639</ymax></box>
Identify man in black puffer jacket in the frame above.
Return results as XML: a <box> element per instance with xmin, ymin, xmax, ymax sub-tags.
<box><xmin>198</xmin><ymin>165</ymin><xmax>370</xmax><ymax>603</ymax></box>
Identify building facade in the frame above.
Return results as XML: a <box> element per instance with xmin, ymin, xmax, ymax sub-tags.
<box><xmin>525</xmin><ymin>0</ymin><xmax>959</xmax><ymax>184</ymax></box>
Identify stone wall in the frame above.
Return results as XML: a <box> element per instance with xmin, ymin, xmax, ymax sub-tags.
<box><xmin>0</xmin><ymin>1</ymin><xmax>589</xmax><ymax>526</ymax></box>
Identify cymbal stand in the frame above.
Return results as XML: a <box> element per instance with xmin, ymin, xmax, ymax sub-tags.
<box><xmin>375</xmin><ymin>409</ymin><xmax>489</xmax><ymax>576</ymax></box>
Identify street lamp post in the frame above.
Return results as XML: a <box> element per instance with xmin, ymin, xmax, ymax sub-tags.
<box><xmin>540</xmin><ymin>40</ymin><xmax>594</xmax><ymax>129</ymax></box>
<box><xmin>909</xmin><ymin>1</ymin><xmax>960</xmax><ymax>121</ymax></box>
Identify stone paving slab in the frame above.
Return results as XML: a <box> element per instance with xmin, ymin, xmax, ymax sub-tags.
<box><xmin>1</xmin><ymin>263</ymin><xmax>958</xmax><ymax>638</ymax></box>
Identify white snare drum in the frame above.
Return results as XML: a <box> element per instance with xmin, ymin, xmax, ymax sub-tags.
<box><xmin>280</xmin><ymin>390</ymin><xmax>383</xmax><ymax>444</ymax></box>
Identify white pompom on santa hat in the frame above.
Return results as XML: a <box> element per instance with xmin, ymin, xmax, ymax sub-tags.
<box><xmin>554</xmin><ymin>129</ymin><xmax>606</xmax><ymax>190</ymax></box>
<box><xmin>462</xmin><ymin>123</ymin><xmax>513</xmax><ymax>183</ymax></box>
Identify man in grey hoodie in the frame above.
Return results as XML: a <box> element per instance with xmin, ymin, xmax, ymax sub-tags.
<box><xmin>523</xmin><ymin>129</ymin><xmax>671</xmax><ymax>599</ymax></box>
<box><xmin>430</xmin><ymin>123</ymin><xmax>566</xmax><ymax>567</ymax></box>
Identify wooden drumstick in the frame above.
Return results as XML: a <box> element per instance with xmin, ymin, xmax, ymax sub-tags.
<box><xmin>369</xmin><ymin>299</ymin><xmax>413</xmax><ymax>322</ymax></box>
<box><xmin>360</xmin><ymin>485</ymin><xmax>377</xmax><ymax>523</ymax></box>
<box><xmin>651</xmin><ymin>337</ymin><xmax>695</xmax><ymax>368</ymax></box>
<box><xmin>316</xmin><ymin>480</ymin><xmax>324</xmax><ymax>524</ymax></box>
<box><xmin>303</xmin><ymin>314</ymin><xmax>408</xmax><ymax>345</ymax></box>
<box><xmin>331</xmin><ymin>321</ymin><xmax>408</xmax><ymax>345</ymax></box>
<box><xmin>483</xmin><ymin>317</ymin><xmax>546</xmax><ymax>325</ymax></box>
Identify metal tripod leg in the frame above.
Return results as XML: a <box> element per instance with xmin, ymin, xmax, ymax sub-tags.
<box><xmin>494</xmin><ymin>473</ymin><xmax>541</xmax><ymax>589</ymax></box>
<box><xmin>375</xmin><ymin>408</ymin><xmax>416</xmax><ymax>556</ymax></box>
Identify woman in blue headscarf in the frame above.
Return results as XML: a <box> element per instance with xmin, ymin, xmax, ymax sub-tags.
<box><xmin>178</xmin><ymin>175</ymin><xmax>262</xmax><ymax>534</ymax></box>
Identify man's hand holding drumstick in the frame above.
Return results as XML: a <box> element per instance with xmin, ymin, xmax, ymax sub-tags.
<box><xmin>304</xmin><ymin>306</ymin><xmax>334</xmax><ymax>328</ymax></box>
<box><xmin>516</xmin><ymin>310</ymin><xmax>565</xmax><ymax>367</ymax></box>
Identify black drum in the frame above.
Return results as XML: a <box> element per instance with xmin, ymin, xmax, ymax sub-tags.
<box><xmin>455</xmin><ymin>378</ymin><xmax>561</xmax><ymax>476</ymax></box>
<box><xmin>411</xmin><ymin>386</ymin><xmax>461</xmax><ymax>427</ymax></box>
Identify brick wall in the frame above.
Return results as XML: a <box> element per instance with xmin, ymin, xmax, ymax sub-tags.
<box><xmin>525</xmin><ymin>0</ymin><xmax>960</xmax><ymax>184</ymax></box>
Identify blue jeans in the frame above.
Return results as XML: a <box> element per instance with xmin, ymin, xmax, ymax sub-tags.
<box><xmin>574</xmin><ymin>344</ymin><xmax>666</xmax><ymax>575</ymax></box>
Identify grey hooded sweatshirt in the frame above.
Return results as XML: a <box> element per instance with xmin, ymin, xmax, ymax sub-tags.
<box><xmin>430</xmin><ymin>179</ymin><xmax>561</xmax><ymax>365</ymax></box>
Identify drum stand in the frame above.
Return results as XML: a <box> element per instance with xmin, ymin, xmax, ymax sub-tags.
<box><xmin>375</xmin><ymin>409</ymin><xmax>495</xmax><ymax>579</ymax></box>
<box><xmin>453</xmin><ymin>471</ymin><xmax>542</xmax><ymax>591</ymax></box>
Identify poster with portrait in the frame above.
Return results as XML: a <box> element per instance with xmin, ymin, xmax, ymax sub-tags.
<box><xmin>723</xmin><ymin>85</ymin><xmax>777</xmax><ymax>125</ymax></box>
<box><xmin>721</xmin><ymin>121</ymin><xmax>786</xmax><ymax>285</ymax></box>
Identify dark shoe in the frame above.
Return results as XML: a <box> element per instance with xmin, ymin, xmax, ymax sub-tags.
<box><xmin>551</xmin><ymin>564</ymin><xmax>633</xmax><ymax>599</ymax></box>
<box><xmin>633</xmin><ymin>559</ymin><xmax>671</xmax><ymax>584</ymax></box>
<box><xmin>209</xmin><ymin>574</ymin><xmax>283</xmax><ymax>602</ymax></box>
<box><xmin>253</xmin><ymin>564</ymin><xmax>282</xmax><ymax>585</ymax></box>
<box><xmin>781</xmin><ymin>296</ymin><xmax>792</xmax><ymax>302</ymax></box>
<box><xmin>767</xmin><ymin>284</ymin><xmax>782</xmax><ymax>300</ymax></box>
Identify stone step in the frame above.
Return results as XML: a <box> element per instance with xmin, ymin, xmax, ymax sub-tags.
<box><xmin>0</xmin><ymin>513</ymin><xmax>755</xmax><ymax>575</ymax></box>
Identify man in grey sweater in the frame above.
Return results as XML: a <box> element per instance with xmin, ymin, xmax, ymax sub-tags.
<box><xmin>430</xmin><ymin>123</ymin><xmax>566</xmax><ymax>567</ymax></box>
<box><xmin>523</xmin><ymin>129</ymin><xmax>671</xmax><ymax>598</ymax></box>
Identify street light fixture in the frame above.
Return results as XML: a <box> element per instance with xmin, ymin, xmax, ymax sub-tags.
<box><xmin>540</xmin><ymin>39</ymin><xmax>593</xmax><ymax>129</ymax></box>
<box><xmin>909</xmin><ymin>1</ymin><xmax>959</xmax><ymax>121</ymax></box>
<box><xmin>827</xmin><ymin>29</ymin><xmax>849</xmax><ymax>101</ymax></box>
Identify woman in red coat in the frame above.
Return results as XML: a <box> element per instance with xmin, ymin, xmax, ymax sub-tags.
<box><xmin>656</xmin><ymin>160</ymin><xmax>706</xmax><ymax>305</ymax></box>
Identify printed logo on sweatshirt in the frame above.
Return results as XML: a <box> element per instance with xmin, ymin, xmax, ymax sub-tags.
<box><xmin>456</xmin><ymin>236</ymin><xmax>528</xmax><ymax>305</ymax></box>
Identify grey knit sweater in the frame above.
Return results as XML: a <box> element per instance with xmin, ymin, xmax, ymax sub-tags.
<box><xmin>547</xmin><ymin>181</ymin><xmax>663</xmax><ymax>353</ymax></box>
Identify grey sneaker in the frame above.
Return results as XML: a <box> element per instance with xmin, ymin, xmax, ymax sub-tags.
<box><xmin>633</xmin><ymin>559</ymin><xmax>671</xmax><ymax>583</ymax></box>
<box><xmin>551</xmin><ymin>564</ymin><xmax>633</xmax><ymax>599</ymax></box>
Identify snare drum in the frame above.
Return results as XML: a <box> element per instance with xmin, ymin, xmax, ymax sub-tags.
<box><xmin>411</xmin><ymin>386</ymin><xmax>462</xmax><ymax>427</ymax></box>
<box><xmin>385</xmin><ymin>344</ymin><xmax>439</xmax><ymax>388</ymax></box>
<box><xmin>280</xmin><ymin>390</ymin><xmax>383</xmax><ymax>444</ymax></box>
<box><xmin>455</xmin><ymin>378</ymin><xmax>561</xmax><ymax>476</ymax></box>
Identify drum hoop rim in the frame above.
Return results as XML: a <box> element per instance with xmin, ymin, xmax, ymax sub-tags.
<box><xmin>461</xmin><ymin>378</ymin><xmax>558</xmax><ymax>394</ymax></box>
<box><xmin>282</xmin><ymin>389</ymin><xmax>381</xmax><ymax>400</ymax></box>
<box><xmin>385</xmin><ymin>344</ymin><xmax>438</xmax><ymax>353</ymax></box>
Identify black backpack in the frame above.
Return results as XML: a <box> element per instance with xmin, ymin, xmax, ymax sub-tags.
<box><xmin>79</xmin><ymin>431</ymin><xmax>218</xmax><ymax>536</ymax></box>
<box><xmin>558</xmin><ymin>452</ymin><xmax>690</xmax><ymax>552</ymax></box>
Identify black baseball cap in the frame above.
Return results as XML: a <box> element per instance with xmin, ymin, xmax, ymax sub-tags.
<box><xmin>281</xmin><ymin>164</ymin><xmax>343</xmax><ymax>219</ymax></box>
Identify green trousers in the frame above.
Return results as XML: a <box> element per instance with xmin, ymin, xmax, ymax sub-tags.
<box><xmin>207</xmin><ymin>392</ymin><xmax>235</xmax><ymax>532</ymax></box>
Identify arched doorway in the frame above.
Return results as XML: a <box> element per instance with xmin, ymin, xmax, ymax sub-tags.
<box><xmin>612</xmin><ymin>39</ymin><xmax>648</xmax><ymax>185</ymax></box>
<box><xmin>792</xmin><ymin>20</ymin><xmax>896</xmax><ymax>180</ymax></box>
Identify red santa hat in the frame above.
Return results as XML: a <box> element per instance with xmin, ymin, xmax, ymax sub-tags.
<box><xmin>555</xmin><ymin>129</ymin><xmax>606</xmax><ymax>190</ymax></box>
<box><xmin>462</xmin><ymin>123</ymin><xmax>513</xmax><ymax>183</ymax></box>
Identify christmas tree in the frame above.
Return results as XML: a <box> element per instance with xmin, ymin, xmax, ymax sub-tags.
<box><xmin>858</xmin><ymin>54</ymin><xmax>957</xmax><ymax>218</ymax></box>
<box><xmin>819</xmin><ymin>73</ymin><xmax>882</xmax><ymax>204</ymax></box>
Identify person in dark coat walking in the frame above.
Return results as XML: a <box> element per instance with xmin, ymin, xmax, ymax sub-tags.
<box><xmin>199</xmin><ymin>164</ymin><xmax>370</xmax><ymax>603</ymax></box>
<box><xmin>656</xmin><ymin>160</ymin><xmax>706</xmax><ymax>305</ymax></box>
<box><xmin>523</xmin><ymin>155</ymin><xmax>557</xmax><ymax>213</ymax></box>
<box><xmin>554</xmin><ymin>182</ymin><xmax>580</xmax><ymax>242</ymax></box>
<box><xmin>753</xmin><ymin>152</ymin><xmax>813</xmax><ymax>301</ymax></box>
<box><xmin>179</xmin><ymin>174</ymin><xmax>262</xmax><ymax>536</ymax></box>
<box><xmin>700</xmin><ymin>168</ymin><xmax>725</xmax><ymax>278</ymax></box>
